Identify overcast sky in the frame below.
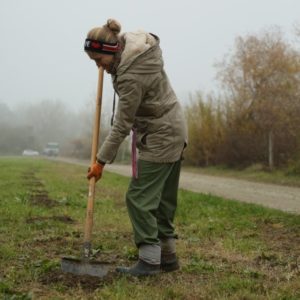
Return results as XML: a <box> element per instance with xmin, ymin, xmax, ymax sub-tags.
<box><xmin>0</xmin><ymin>0</ymin><xmax>299</xmax><ymax>113</ymax></box>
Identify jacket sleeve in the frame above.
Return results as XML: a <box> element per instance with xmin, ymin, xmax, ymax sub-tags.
<box><xmin>97</xmin><ymin>74</ymin><xmax>143</xmax><ymax>163</ymax></box>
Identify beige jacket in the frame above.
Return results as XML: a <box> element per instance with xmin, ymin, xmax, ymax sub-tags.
<box><xmin>97</xmin><ymin>31</ymin><xmax>187</xmax><ymax>163</ymax></box>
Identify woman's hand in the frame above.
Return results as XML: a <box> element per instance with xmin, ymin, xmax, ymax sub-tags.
<box><xmin>87</xmin><ymin>162</ymin><xmax>104</xmax><ymax>182</ymax></box>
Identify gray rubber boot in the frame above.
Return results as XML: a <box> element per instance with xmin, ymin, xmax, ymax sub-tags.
<box><xmin>116</xmin><ymin>244</ymin><xmax>161</xmax><ymax>276</ymax></box>
<box><xmin>116</xmin><ymin>259</ymin><xmax>160</xmax><ymax>276</ymax></box>
<box><xmin>160</xmin><ymin>238</ymin><xmax>180</xmax><ymax>272</ymax></box>
<box><xmin>161</xmin><ymin>253</ymin><xmax>180</xmax><ymax>272</ymax></box>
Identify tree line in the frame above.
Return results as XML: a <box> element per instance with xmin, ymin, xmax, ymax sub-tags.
<box><xmin>185</xmin><ymin>27</ymin><xmax>300</xmax><ymax>173</ymax></box>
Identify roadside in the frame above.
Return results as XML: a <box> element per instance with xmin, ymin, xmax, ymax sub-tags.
<box><xmin>184</xmin><ymin>165</ymin><xmax>300</xmax><ymax>188</ymax></box>
<box><xmin>52</xmin><ymin>157</ymin><xmax>300</xmax><ymax>214</ymax></box>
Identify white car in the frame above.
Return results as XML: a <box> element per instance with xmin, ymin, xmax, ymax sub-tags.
<box><xmin>22</xmin><ymin>149</ymin><xmax>40</xmax><ymax>156</ymax></box>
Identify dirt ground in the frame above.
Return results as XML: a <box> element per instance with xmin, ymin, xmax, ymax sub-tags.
<box><xmin>2</xmin><ymin>158</ymin><xmax>300</xmax><ymax>299</ymax></box>
<box><xmin>52</xmin><ymin>157</ymin><xmax>300</xmax><ymax>214</ymax></box>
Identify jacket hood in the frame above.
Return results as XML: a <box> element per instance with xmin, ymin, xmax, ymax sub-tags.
<box><xmin>117</xmin><ymin>30</ymin><xmax>163</xmax><ymax>75</ymax></box>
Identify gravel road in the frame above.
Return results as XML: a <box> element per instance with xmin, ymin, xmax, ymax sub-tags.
<box><xmin>54</xmin><ymin>157</ymin><xmax>300</xmax><ymax>214</ymax></box>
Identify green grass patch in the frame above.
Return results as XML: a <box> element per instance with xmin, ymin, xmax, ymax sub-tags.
<box><xmin>0</xmin><ymin>157</ymin><xmax>300</xmax><ymax>299</ymax></box>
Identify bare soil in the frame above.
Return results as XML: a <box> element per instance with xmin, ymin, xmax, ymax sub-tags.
<box><xmin>26</xmin><ymin>215</ymin><xmax>76</xmax><ymax>224</ymax></box>
<box><xmin>38</xmin><ymin>269</ymin><xmax>114</xmax><ymax>291</ymax></box>
<box><xmin>22</xmin><ymin>171</ymin><xmax>60</xmax><ymax>207</ymax></box>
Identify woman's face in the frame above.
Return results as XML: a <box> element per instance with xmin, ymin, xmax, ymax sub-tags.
<box><xmin>88</xmin><ymin>52</ymin><xmax>115</xmax><ymax>73</ymax></box>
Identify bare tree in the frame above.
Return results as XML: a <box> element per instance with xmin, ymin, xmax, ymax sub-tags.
<box><xmin>217</xmin><ymin>28</ymin><xmax>300</xmax><ymax>168</ymax></box>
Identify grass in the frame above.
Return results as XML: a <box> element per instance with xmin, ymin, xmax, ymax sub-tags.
<box><xmin>0</xmin><ymin>157</ymin><xmax>300</xmax><ymax>299</ymax></box>
<box><xmin>183</xmin><ymin>163</ymin><xmax>300</xmax><ymax>187</ymax></box>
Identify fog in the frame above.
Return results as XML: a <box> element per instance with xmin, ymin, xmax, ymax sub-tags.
<box><xmin>0</xmin><ymin>0</ymin><xmax>299</xmax><ymax>156</ymax></box>
<box><xmin>1</xmin><ymin>0</ymin><xmax>299</xmax><ymax>111</ymax></box>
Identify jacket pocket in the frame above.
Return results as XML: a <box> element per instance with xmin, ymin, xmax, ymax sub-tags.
<box><xmin>136</xmin><ymin>133</ymin><xmax>148</xmax><ymax>149</ymax></box>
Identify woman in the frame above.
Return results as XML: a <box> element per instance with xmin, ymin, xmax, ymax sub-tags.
<box><xmin>85</xmin><ymin>19</ymin><xmax>187</xmax><ymax>276</ymax></box>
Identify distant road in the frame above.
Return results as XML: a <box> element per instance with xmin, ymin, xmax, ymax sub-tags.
<box><xmin>52</xmin><ymin>157</ymin><xmax>300</xmax><ymax>214</ymax></box>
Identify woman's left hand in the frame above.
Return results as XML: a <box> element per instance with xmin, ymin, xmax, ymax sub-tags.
<box><xmin>87</xmin><ymin>162</ymin><xmax>104</xmax><ymax>182</ymax></box>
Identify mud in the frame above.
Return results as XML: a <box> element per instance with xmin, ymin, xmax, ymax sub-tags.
<box><xmin>29</xmin><ymin>193</ymin><xmax>59</xmax><ymax>207</ymax></box>
<box><xmin>26</xmin><ymin>215</ymin><xmax>76</xmax><ymax>224</ymax></box>
<box><xmin>21</xmin><ymin>170</ymin><xmax>59</xmax><ymax>207</ymax></box>
<box><xmin>27</xmin><ymin>181</ymin><xmax>45</xmax><ymax>187</ymax></box>
<box><xmin>39</xmin><ymin>269</ymin><xmax>115</xmax><ymax>292</ymax></box>
<box><xmin>31</xmin><ymin>236</ymin><xmax>65</xmax><ymax>247</ymax></box>
<box><xmin>22</xmin><ymin>171</ymin><xmax>45</xmax><ymax>188</ymax></box>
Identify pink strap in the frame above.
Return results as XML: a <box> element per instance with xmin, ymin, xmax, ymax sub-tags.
<box><xmin>131</xmin><ymin>128</ymin><xmax>138</xmax><ymax>179</ymax></box>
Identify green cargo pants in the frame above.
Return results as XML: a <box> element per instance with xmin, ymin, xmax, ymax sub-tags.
<box><xmin>126</xmin><ymin>159</ymin><xmax>181</xmax><ymax>247</ymax></box>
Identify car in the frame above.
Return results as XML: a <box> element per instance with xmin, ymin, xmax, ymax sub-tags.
<box><xmin>22</xmin><ymin>149</ymin><xmax>40</xmax><ymax>156</ymax></box>
<box><xmin>43</xmin><ymin>142</ymin><xmax>60</xmax><ymax>156</ymax></box>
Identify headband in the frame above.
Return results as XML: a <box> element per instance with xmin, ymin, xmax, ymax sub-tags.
<box><xmin>84</xmin><ymin>38</ymin><xmax>120</xmax><ymax>55</ymax></box>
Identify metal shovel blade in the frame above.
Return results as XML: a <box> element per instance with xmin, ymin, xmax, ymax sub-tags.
<box><xmin>61</xmin><ymin>257</ymin><xmax>110</xmax><ymax>278</ymax></box>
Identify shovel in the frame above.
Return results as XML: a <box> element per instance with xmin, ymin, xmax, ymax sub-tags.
<box><xmin>61</xmin><ymin>66</ymin><xmax>110</xmax><ymax>278</ymax></box>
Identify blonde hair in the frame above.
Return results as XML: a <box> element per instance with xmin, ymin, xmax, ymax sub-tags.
<box><xmin>87</xmin><ymin>19</ymin><xmax>121</xmax><ymax>43</ymax></box>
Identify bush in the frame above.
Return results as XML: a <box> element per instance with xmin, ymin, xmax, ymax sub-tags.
<box><xmin>286</xmin><ymin>160</ymin><xmax>300</xmax><ymax>176</ymax></box>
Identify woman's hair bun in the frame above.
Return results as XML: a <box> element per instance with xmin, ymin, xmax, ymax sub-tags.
<box><xmin>106</xmin><ymin>19</ymin><xmax>121</xmax><ymax>35</ymax></box>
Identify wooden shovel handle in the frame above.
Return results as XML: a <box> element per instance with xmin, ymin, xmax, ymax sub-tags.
<box><xmin>83</xmin><ymin>67</ymin><xmax>104</xmax><ymax>252</ymax></box>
